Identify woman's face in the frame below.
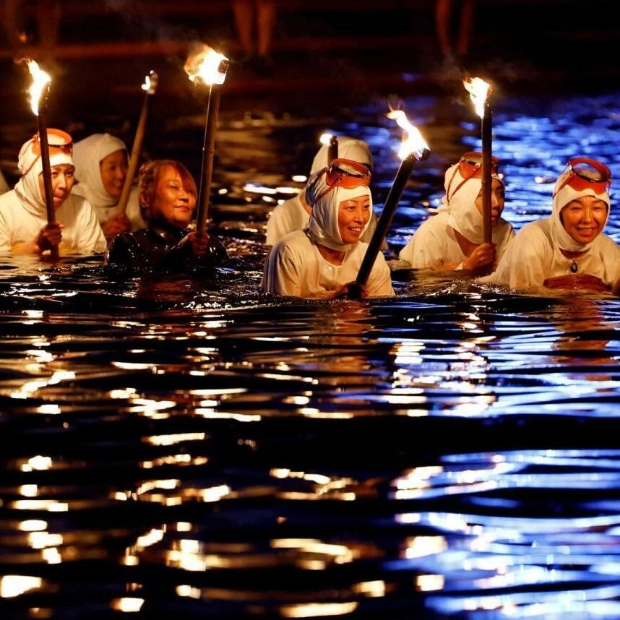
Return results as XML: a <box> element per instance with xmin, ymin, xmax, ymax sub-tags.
<box><xmin>149</xmin><ymin>165</ymin><xmax>197</xmax><ymax>229</ymax></box>
<box><xmin>560</xmin><ymin>195</ymin><xmax>608</xmax><ymax>244</ymax></box>
<box><xmin>474</xmin><ymin>177</ymin><xmax>505</xmax><ymax>226</ymax></box>
<box><xmin>337</xmin><ymin>193</ymin><xmax>371</xmax><ymax>244</ymax></box>
<box><xmin>38</xmin><ymin>164</ymin><xmax>75</xmax><ymax>209</ymax></box>
<box><xmin>100</xmin><ymin>149</ymin><xmax>128</xmax><ymax>198</ymax></box>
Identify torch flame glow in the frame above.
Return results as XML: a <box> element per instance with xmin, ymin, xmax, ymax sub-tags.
<box><xmin>141</xmin><ymin>72</ymin><xmax>158</xmax><ymax>95</ymax></box>
<box><xmin>184</xmin><ymin>45</ymin><xmax>229</xmax><ymax>86</ymax></box>
<box><xmin>463</xmin><ymin>76</ymin><xmax>492</xmax><ymax>118</ymax></box>
<box><xmin>386</xmin><ymin>110</ymin><xmax>429</xmax><ymax>160</ymax></box>
<box><xmin>319</xmin><ymin>133</ymin><xmax>334</xmax><ymax>147</ymax></box>
<box><xmin>26</xmin><ymin>60</ymin><xmax>51</xmax><ymax>116</ymax></box>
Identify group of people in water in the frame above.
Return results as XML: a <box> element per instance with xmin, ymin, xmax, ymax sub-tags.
<box><xmin>0</xmin><ymin>126</ymin><xmax>617</xmax><ymax>299</ymax></box>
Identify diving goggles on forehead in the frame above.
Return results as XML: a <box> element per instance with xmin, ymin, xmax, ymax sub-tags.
<box><xmin>31</xmin><ymin>128</ymin><xmax>74</xmax><ymax>156</ymax></box>
<box><xmin>314</xmin><ymin>157</ymin><xmax>371</xmax><ymax>201</ymax></box>
<box><xmin>446</xmin><ymin>151</ymin><xmax>501</xmax><ymax>201</ymax></box>
<box><xmin>553</xmin><ymin>156</ymin><xmax>612</xmax><ymax>196</ymax></box>
<box><xmin>20</xmin><ymin>129</ymin><xmax>74</xmax><ymax>176</ymax></box>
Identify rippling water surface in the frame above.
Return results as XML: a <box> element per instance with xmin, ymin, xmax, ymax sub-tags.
<box><xmin>1</xmin><ymin>86</ymin><xmax>620</xmax><ymax>619</ymax></box>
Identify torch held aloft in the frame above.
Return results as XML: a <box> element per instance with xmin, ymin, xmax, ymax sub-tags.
<box><xmin>481</xmin><ymin>103</ymin><xmax>493</xmax><ymax>245</ymax></box>
<box><xmin>196</xmin><ymin>83</ymin><xmax>222</xmax><ymax>233</ymax></box>
<box><xmin>118</xmin><ymin>71</ymin><xmax>158</xmax><ymax>218</ymax></box>
<box><xmin>356</xmin><ymin>147</ymin><xmax>429</xmax><ymax>288</ymax></box>
<box><xmin>37</xmin><ymin>87</ymin><xmax>59</xmax><ymax>260</ymax></box>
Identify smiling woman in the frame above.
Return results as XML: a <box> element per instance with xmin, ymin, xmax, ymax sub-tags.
<box><xmin>72</xmin><ymin>133</ymin><xmax>146</xmax><ymax>245</ymax></box>
<box><xmin>0</xmin><ymin>128</ymin><xmax>107</xmax><ymax>257</ymax></box>
<box><xmin>262</xmin><ymin>157</ymin><xmax>394</xmax><ymax>299</ymax></box>
<box><xmin>104</xmin><ymin>159</ymin><xmax>229</xmax><ymax>278</ymax></box>
<box><xmin>481</xmin><ymin>156</ymin><xmax>620</xmax><ymax>294</ymax></box>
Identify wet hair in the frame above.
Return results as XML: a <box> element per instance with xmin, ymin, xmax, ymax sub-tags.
<box><xmin>138</xmin><ymin>159</ymin><xmax>198</xmax><ymax>220</ymax></box>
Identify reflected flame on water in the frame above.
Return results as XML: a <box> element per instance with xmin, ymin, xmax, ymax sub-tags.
<box><xmin>0</xmin><ymin>575</ymin><xmax>43</xmax><ymax>598</ymax></box>
<box><xmin>280</xmin><ymin>602</ymin><xmax>359</xmax><ymax>617</ymax></box>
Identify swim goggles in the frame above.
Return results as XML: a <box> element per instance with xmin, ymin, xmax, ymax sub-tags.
<box><xmin>446</xmin><ymin>151</ymin><xmax>501</xmax><ymax>202</ymax></box>
<box><xmin>314</xmin><ymin>157</ymin><xmax>371</xmax><ymax>201</ymax></box>
<box><xmin>31</xmin><ymin>128</ymin><xmax>74</xmax><ymax>157</ymax></box>
<box><xmin>21</xmin><ymin>129</ymin><xmax>74</xmax><ymax>176</ymax></box>
<box><xmin>553</xmin><ymin>157</ymin><xmax>612</xmax><ymax>197</ymax></box>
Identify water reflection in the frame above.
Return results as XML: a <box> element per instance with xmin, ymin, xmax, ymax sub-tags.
<box><xmin>2</xmin><ymin>89</ymin><xmax>620</xmax><ymax>618</ymax></box>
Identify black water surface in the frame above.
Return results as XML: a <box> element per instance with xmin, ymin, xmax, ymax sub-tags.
<box><xmin>1</xmin><ymin>82</ymin><xmax>620</xmax><ymax>619</ymax></box>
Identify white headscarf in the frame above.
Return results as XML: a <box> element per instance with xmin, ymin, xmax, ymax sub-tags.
<box><xmin>72</xmin><ymin>133</ymin><xmax>127</xmax><ymax>208</ymax></box>
<box><xmin>550</xmin><ymin>167</ymin><xmax>611</xmax><ymax>252</ymax></box>
<box><xmin>305</xmin><ymin>167</ymin><xmax>372</xmax><ymax>252</ymax></box>
<box><xmin>442</xmin><ymin>157</ymin><xmax>504</xmax><ymax>245</ymax></box>
<box><xmin>14</xmin><ymin>129</ymin><xmax>74</xmax><ymax>214</ymax></box>
<box><xmin>311</xmin><ymin>136</ymin><xmax>373</xmax><ymax>174</ymax></box>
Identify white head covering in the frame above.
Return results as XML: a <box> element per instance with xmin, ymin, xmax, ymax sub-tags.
<box><xmin>305</xmin><ymin>166</ymin><xmax>372</xmax><ymax>252</ymax></box>
<box><xmin>442</xmin><ymin>154</ymin><xmax>505</xmax><ymax>245</ymax></box>
<box><xmin>550</xmin><ymin>164</ymin><xmax>611</xmax><ymax>252</ymax></box>
<box><xmin>14</xmin><ymin>129</ymin><xmax>74</xmax><ymax>213</ymax></box>
<box><xmin>72</xmin><ymin>133</ymin><xmax>127</xmax><ymax>208</ymax></box>
<box><xmin>311</xmin><ymin>136</ymin><xmax>373</xmax><ymax>175</ymax></box>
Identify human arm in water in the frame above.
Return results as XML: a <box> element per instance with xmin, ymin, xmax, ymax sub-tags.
<box><xmin>10</xmin><ymin>222</ymin><xmax>63</xmax><ymax>255</ymax></box>
<box><xmin>102</xmin><ymin>214</ymin><xmax>132</xmax><ymax>243</ymax></box>
<box><xmin>456</xmin><ymin>242</ymin><xmax>496</xmax><ymax>272</ymax></box>
<box><xmin>164</xmin><ymin>230</ymin><xmax>229</xmax><ymax>269</ymax></box>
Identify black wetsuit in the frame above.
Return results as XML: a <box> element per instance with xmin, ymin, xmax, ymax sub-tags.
<box><xmin>104</xmin><ymin>222</ymin><xmax>228</xmax><ymax>278</ymax></box>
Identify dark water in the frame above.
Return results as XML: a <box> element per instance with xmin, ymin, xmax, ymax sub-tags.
<box><xmin>2</xmin><ymin>85</ymin><xmax>620</xmax><ymax>619</ymax></box>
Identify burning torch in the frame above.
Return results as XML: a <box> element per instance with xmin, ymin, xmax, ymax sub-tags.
<box><xmin>185</xmin><ymin>45</ymin><xmax>230</xmax><ymax>233</ymax></box>
<box><xmin>464</xmin><ymin>75</ymin><xmax>493</xmax><ymax>244</ymax></box>
<box><xmin>26</xmin><ymin>59</ymin><xmax>58</xmax><ymax>260</ymax></box>
<box><xmin>117</xmin><ymin>70</ymin><xmax>158</xmax><ymax>218</ymax></box>
<box><xmin>356</xmin><ymin>110</ymin><xmax>431</xmax><ymax>289</ymax></box>
<box><xmin>319</xmin><ymin>132</ymin><xmax>339</xmax><ymax>166</ymax></box>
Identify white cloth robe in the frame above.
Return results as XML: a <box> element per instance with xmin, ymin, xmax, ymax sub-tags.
<box><xmin>399</xmin><ymin>210</ymin><xmax>515</xmax><ymax>269</ymax></box>
<box><xmin>73</xmin><ymin>183</ymin><xmax>144</xmax><ymax>232</ymax></box>
<box><xmin>262</xmin><ymin>229</ymin><xmax>394</xmax><ymax>298</ymax></box>
<box><xmin>480</xmin><ymin>218</ymin><xmax>620</xmax><ymax>293</ymax></box>
<box><xmin>0</xmin><ymin>189</ymin><xmax>107</xmax><ymax>255</ymax></box>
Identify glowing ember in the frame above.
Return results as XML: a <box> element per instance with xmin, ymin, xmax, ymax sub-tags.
<box><xmin>26</xmin><ymin>59</ymin><xmax>51</xmax><ymax>115</ymax></box>
<box><xmin>184</xmin><ymin>45</ymin><xmax>229</xmax><ymax>86</ymax></box>
<box><xmin>464</xmin><ymin>76</ymin><xmax>492</xmax><ymax>118</ymax></box>
<box><xmin>386</xmin><ymin>110</ymin><xmax>430</xmax><ymax>160</ymax></box>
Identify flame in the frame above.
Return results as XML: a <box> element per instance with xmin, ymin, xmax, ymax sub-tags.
<box><xmin>386</xmin><ymin>110</ymin><xmax>430</xmax><ymax>160</ymax></box>
<box><xmin>319</xmin><ymin>133</ymin><xmax>334</xmax><ymax>147</ymax></box>
<box><xmin>463</xmin><ymin>76</ymin><xmax>492</xmax><ymax>118</ymax></box>
<box><xmin>26</xmin><ymin>59</ymin><xmax>51</xmax><ymax>116</ymax></box>
<box><xmin>141</xmin><ymin>71</ymin><xmax>158</xmax><ymax>95</ymax></box>
<box><xmin>184</xmin><ymin>44</ymin><xmax>229</xmax><ymax>86</ymax></box>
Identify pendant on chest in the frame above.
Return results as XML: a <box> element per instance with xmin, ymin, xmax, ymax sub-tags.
<box><xmin>570</xmin><ymin>260</ymin><xmax>578</xmax><ymax>274</ymax></box>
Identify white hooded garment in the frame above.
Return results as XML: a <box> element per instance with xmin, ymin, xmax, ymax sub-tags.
<box><xmin>482</xmin><ymin>166</ymin><xmax>620</xmax><ymax>293</ymax></box>
<box><xmin>262</xmin><ymin>167</ymin><xmax>394</xmax><ymax>298</ymax></box>
<box><xmin>265</xmin><ymin>136</ymin><xmax>379</xmax><ymax>246</ymax></box>
<box><xmin>0</xmin><ymin>131</ymin><xmax>107</xmax><ymax>255</ymax></box>
<box><xmin>399</xmin><ymin>158</ymin><xmax>514</xmax><ymax>269</ymax></box>
<box><xmin>72</xmin><ymin>133</ymin><xmax>145</xmax><ymax>231</ymax></box>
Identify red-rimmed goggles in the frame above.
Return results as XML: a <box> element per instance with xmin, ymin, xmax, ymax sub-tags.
<box><xmin>22</xmin><ymin>129</ymin><xmax>74</xmax><ymax>176</ymax></box>
<box><xmin>314</xmin><ymin>158</ymin><xmax>371</xmax><ymax>201</ymax></box>
<box><xmin>553</xmin><ymin>157</ymin><xmax>612</xmax><ymax>197</ymax></box>
<box><xmin>446</xmin><ymin>151</ymin><xmax>501</xmax><ymax>202</ymax></box>
<box><xmin>30</xmin><ymin>129</ymin><xmax>73</xmax><ymax>157</ymax></box>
